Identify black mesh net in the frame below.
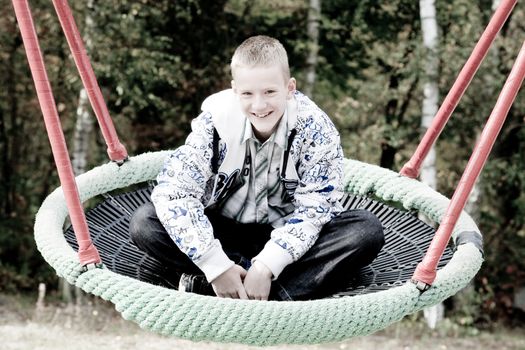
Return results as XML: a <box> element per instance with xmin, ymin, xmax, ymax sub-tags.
<box><xmin>64</xmin><ymin>187</ymin><xmax>453</xmax><ymax>296</ymax></box>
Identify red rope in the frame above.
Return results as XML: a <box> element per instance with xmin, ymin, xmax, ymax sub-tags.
<box><xmin>12</xmin><ymin>0</ymin><xmax>101</xmax><ymax>265</ymax></box>
<box><xmin>52</xmin><ymin>0</ymin><xmax>128</xmax><ymax>162</ymax></box>
<box><xmin>401</xmin><ymin>0</ymin><xmax>517</xmax><ymax>178</ymax></box>
<box><xmin>412</xmin><ymin>41</ymin><xmax>525</xmax><ymax>287</ymax></box>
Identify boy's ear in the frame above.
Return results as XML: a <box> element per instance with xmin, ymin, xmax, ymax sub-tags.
<box><xmin>287</xmin><ymin>77</ymin><xmax>296</xmax><ymax>98</ymax></box>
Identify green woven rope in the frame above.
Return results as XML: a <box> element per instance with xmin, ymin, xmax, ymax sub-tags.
<box><xmin>34</xmin><ymin>152</ymin><xmax>483</xmax><ymax>345</ymax></box>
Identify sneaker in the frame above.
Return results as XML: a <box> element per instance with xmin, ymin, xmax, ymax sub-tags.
<box><xmin>178</xmin><ymin>273</ymin><xmax>215</xmax><ymax>296</ymax></box>
<box><xmin>177</xmin><ymin>273</ymin><xmax>193</xmax><ymax>292</ymax></box>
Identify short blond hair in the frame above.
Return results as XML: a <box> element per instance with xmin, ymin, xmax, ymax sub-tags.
<box><xmin>231</xmin><ymin>35</ymin><xmax>290</xmax><ymax>80</ymax></box>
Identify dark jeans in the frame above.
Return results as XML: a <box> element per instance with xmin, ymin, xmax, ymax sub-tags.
<box><xmin>129</xmin><ymin>202</ymin><xmax>384</xmax><ymax>300</ymax></box>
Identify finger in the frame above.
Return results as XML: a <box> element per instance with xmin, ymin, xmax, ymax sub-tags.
<box><xmin>238</xmin><ymin>287</ymin><xmax>248</xmax><ymax>300</ymax></box>
<box><xmin>220</xmin><ymin>291</ymin><xmax>236</xmax><ymax>299</ymax></box>
<box><xmin>244</xmin><ymin>285</ymin><xmax>255</xmax><ymax>300</ymax></box>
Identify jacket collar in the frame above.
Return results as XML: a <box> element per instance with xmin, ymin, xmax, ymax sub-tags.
<box><xmin>201</xmin><ymin>89</ymin><xmax>298</xmax><ymax>145</ymax></box>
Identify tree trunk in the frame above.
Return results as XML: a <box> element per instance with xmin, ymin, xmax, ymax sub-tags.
<box><xmin>492</xmin><ymin>0</ymin><xmax>501</xmax><ymax>10</ymax></box>
<box><xmin>72</xmin><ymin>88</ymin><xmax>94</xmax><ymax>176</ymax></box>
<box><xmin>304</xmin><ymin>0</ymin><xmax>321</xmax><ymax>97</ymax></box>
<box><xmin>419</xmin><ymin>0</ymin><xmax>442</xmax><ymax>329</ymax></box>
<box><xmin>419</xmin><ymin>0</ymin><xmax>439</xmax><ymax>192</ymax></box>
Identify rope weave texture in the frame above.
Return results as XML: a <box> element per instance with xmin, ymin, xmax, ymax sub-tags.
<box><xmin>34</xmin><ymin>152</ymin><xmax>483</xmax><ymax>345</ymax></box>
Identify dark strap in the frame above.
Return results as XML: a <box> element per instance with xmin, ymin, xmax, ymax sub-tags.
<box><xmin>211</xmin><ymin>127</ymin><xmax>220</xmax><ymax>174</ymax></box>
<box><xmin>455</xmin><ymin>231</ymin><xmax>484</xmax><ymax>256</ymax></box>
<box><xmin>281</xmin><ymin>128</ymin><xmax>297</xmax><ymax>178</ymax></box>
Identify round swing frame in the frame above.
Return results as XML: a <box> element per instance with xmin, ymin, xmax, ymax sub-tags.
<box><xmin>35</xmin><ymin>152</ymin><xmax>483</xmax><ymax>345</ymax></box>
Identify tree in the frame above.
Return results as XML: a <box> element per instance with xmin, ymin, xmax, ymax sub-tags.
<box><xmin>304</xmin><ymin>0</ymin><xmax>321</xmax><ymax>97</ymax></box>
<box><xmin>418</xmin><ymin>0</ymin><xmax>442</xmax><ymax>329</ymax></box>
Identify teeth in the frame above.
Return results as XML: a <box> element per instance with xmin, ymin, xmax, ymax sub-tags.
<box><xmin>255</xmin><ymin>112</ymin><xmax>270</xmax><ymax>118</ymax></box>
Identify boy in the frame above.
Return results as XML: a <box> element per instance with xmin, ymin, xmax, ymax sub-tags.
<box><xmin>130</xmin><ymin>35</ymin><xmax>384</xmax><ymax>300</ymax></box>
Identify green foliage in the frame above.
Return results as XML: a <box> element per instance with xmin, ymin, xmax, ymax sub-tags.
<box><xmin>0</xmin><ymin>218</ymin><xmax>56</xmax><ymax>292</ymax></box>
<box><xmin>476</xmin><ymin>130</ymin><xmax>525</xmax><ymax>323</ymax></box>
<box><xmin>321</xmin><ymin>1</ymin><xmax>422</xmax><ymax>168</ymax></box>
<box><xmin>0</xmin><ymin>0</ymin><xmax>64</xmax><ymax>292</ymax></box>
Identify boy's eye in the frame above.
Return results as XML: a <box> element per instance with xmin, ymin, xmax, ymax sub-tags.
<box><xmin>241</xmin><ymin>92</ymin><xmax>252</xmax><ymax>96</ymax></box>
<box><xmin>266</xmin><ymin>90</ymin><xmax>276</xmax><ymax>95</ymax></box>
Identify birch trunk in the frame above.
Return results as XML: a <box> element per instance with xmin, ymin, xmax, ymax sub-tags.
<box><xmin>304</xmin><ymin>0</ymin><xmax>320</xmax><ymax>97</ymax></box>
<box><xmin>419</xmin><ymin>0</ymin><xmax>442</xmax><ymax>329</ymax></box>
<box><xmin>72</xmin><ymin>88</ymin><xmax>94</xmax><ymax>176</ymax></box>
<box><xmin>492</xmin><ymin>0</ymin><xmax>501</xmax><ymax>11</ymax></box>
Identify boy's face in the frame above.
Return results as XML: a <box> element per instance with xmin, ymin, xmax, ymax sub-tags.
<box><xmin>232</xmin><ymin>65</ymin><xmax>296</xmax><ymax>141</ymax></box>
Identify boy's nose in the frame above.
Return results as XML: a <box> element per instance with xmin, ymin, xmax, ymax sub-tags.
<box><xmin>252</xmin><ymin>95</ymin><xmax>267</xmax><ymax>111</ymax></box>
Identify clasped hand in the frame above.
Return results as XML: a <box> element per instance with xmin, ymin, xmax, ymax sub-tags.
<box><xmin>211</xmin><ymin>261</ymin><xmax>272</xmax><ymax>300</ymax></box>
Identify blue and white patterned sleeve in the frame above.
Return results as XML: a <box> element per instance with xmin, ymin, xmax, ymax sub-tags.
<box><xmin>254</xmin><ymin>113</ymin><xmax>344</xmax><ymax>279</ymax></box>
<box><xmin>151</xmin><ymin>112</ymin><xmax>234</xmax><ymax>282</ymax></box>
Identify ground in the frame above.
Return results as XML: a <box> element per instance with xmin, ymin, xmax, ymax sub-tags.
<box><xmin>1</xmin><ymin>293</ymin><xmax>524</xmax><ymax>350</ymax></box>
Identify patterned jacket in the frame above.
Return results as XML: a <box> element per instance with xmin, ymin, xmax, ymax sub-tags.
<box><xmin>151</xmin><ymin>89</ymin><xmax>344</xmax><ymax>282</ymax></box>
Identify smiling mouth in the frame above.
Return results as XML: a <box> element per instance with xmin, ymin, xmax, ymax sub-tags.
<box><xmin>252</xmin><ymin>111</ymin><xmax>272</xmax><ymax>118</ymax></box>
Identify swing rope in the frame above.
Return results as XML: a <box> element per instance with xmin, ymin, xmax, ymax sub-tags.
<box><xmin>400</xmin><ymin>0</ymin><xmax>518</xmax><ymax>178</ymax></box>
<box><xmin>412</xmin><ymin>41</ymin><xmax>525</xmax><ymax>287</ymax></box>
<box><xmin>12</xmin><ymin>0</ymin><xmax>100</xmax><ymax>265</ymax></box>
<box><xmin>51</xmin><ymin>0</ymin><xmax>128</xmax><ymax>162</ymax></box>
